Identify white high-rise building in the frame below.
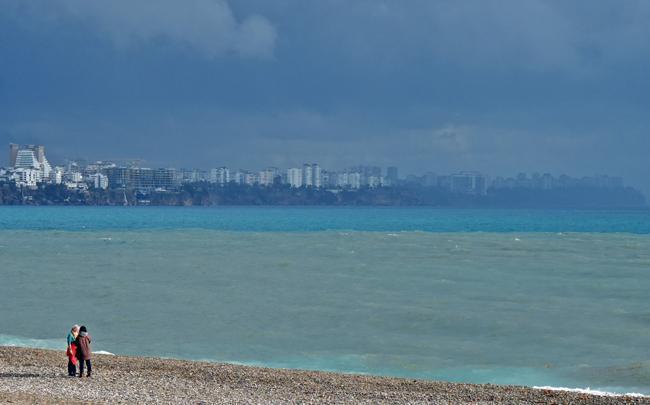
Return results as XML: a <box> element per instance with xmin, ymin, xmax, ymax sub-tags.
<box><xmin>209</xmin><ymin>167</ymin><xmax>230</xmax><ymax>184</ymax></box>
<box><xmin>336</xmin><ymin>172</ymin><xmax>349</xmax><ymax>188</ymax></box>
<box><xmin>367</xmin><ymin>175</ymin><xmax>382</xmax><ymax>188</ymax></box>
<box><xmin>51</xmin><ymin>167</ymin><xmax>64</xmax><ymax>184</ymax></box>
<box><xmin>259</xmin><ymin>167</ymin><xmax>278</xmax><ymax>186</ymax></box>
<box><xmin>11</xmin><ymin>144</ymin><xmax>55</xmax><ymax>184</ymax></box>
<box><xmin>219</xmin><ymin>167</ymin><xmax>230</xmax><ymax>184</ymax></box>
<box><xmin>244</xmin><ymin>172</ymin><xmax>257</xmax><ymax>186</ymax></box>
<box><xmin>302</xmin><ymin>164</ymin><xmax>313</xmax><ymax>187</ymax></box>
<box><xmin>321</xmin><ymin>171</ymin><xmax>331</xmax><ymax>188</ymax></box>
<box><xmin>13</xmin><ymin>168</ymin><xmax>40</xmax><ymax>187</ymax></box>
<box><xmin>386</xmin><ymin>166</ymin><xmax>399</xmax><ymax>186</ymax></box>
<box><xmin>348</xmin><ymin>172</ymin><xmax>361</xmax><ymax>189</ymax></box>
<box><xmin>40</xmin><ymin>157</ymin><xmax>52</xmax><ymax>180</ymax></box>
<box><xmin>92</xmin><ymin>173</ymin><xmax>109</xmax><ymax>190</ymax></box>
<box><xmin>67</xmin><ymin>172</ymin><xmax>83</xmax><ymax>183</ymax></box>
<box><xmin>231</xmin><ymin>170</ymin><xmax>244</xmax><ymax>185</ymax></box>
<box><xmin>335</xmin><ymin>171</ymin><xmax>361</xmax><ymax>189</ymax></box>
<box><xmin>209</xmin><ymin>168</ymin><xmax>219</xmax><ymax>183</ymax></box>
<box><xmin>450</xmin><ymin>172</ymin><xmax>488</xmax><ymax>195</ymax></box>
<box><xmin>14</xmin><ymin>150</ymin><xmax>40</xmax><ymax>170</ymax></box>
<box><xmin>287</xmin><ymin>168</ymin><xmax>303</xmax><ymax>188</ymax></box>
<box><xmin>311</xmin><ymin>164</ymin><xmax>321</xmax><ymax>188</ymax></box>
<box><xmin>258</xmin><ymin>170</ymin><xmax>272</xmax><ymax>186</ymax></box>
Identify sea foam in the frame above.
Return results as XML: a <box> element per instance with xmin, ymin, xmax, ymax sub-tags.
<box><xmin>534</xmin><ymin>386</ymin><xmax>648</xmax><ymax>398</ymax></box>
<box><xmin>0</xmin><ymin>334</ymin><xmax>62</xmax><ymax>350</ymax></box>
<box><xmin>0</xmin><ymin>334</ymin><xmax>114</xmax><ymax>356</ymax></box>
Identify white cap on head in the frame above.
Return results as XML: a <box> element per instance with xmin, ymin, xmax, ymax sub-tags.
<box><xmin>72</xmin><ymin>324</ymin><xmax>80</xmax><ymax>330</ymax></box>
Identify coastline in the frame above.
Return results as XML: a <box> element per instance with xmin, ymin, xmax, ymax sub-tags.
<box><xmin>0</xmin><ymin>347</ymin><xmax>646</xmax><ymax>404</ymax></box>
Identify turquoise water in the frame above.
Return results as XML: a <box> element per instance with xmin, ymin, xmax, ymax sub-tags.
<box><xmin>0</xmin><ymin>207</ymin><xmax>648</xmax><ymax>394</ymax></box>
<box><xmin>1</xmin><ymin>206</ymin><xmax>650</xmax><ymax>233</ymax></box>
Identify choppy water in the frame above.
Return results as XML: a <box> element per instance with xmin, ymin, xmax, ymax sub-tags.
<box><xmin>0</xmin><ymin>207</ymin><xmax>648</xmax><ymax>394</ymax></box>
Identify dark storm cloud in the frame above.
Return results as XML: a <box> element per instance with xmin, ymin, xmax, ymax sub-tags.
<box><xmin>1</xmin><ymin>1</ymin><xmax>649</xmax><ymax>191</ymax></box>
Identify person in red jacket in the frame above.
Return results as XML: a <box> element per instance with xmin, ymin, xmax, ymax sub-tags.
<box><xmin>66</xmin><ymin>325</ymin><xmax>79</xmax><ymax>376</ymax></box>
<box><xmin>75</xmin><ymin>325</ymin><xmax>92</xmax><ymax>378</ymax></box>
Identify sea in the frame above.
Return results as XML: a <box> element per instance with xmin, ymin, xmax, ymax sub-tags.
<box><xmin>0</xmin><ymin>206</ymin><xmax>648</xmax><ymax>395</ymax></box>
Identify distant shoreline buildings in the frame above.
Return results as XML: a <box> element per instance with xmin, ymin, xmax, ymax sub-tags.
<box><xmin>0</xmin><ymin>143</ymin><xmax>631</xmax><ymax>197</ymax></box>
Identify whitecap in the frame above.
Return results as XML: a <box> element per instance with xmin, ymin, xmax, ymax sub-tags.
<box><xmin>0</xmin><ymin>334</ymin><xmax>62</xmax><ymax>350</ymax></box>
<box><xmin>533</xmin><ymin>386</ymin><xmax>647</xmax><ymax>398</ymax></box>
<box><xmin>0</xmin><ymin>334</ymin><xmax>115</xmax><ymax>357</ymax></box>
<box><xmin>94</xmin><ymin>350</ymin><xmax>115</xmax><ymax>356</ymax></box>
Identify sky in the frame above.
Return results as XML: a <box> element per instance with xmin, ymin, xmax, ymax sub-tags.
<box><xmin>1</xmin><ymin>1</ymin><xmax>649</xmax><ymax>192</ymax></box>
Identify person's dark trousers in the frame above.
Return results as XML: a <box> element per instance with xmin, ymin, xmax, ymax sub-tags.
<box><xmin>78</xmin><ymin>359</ymin><xmax>92</xmax><ymax>377</ymax></box>
<box><xmin>67</xmin><ymin>359</ymin><xmax>76</xmax><ymax>376</ymax></box>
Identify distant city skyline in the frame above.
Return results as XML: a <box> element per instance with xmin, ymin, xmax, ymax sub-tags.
<box><xmin>0</xmin><ymin>143</ymin><xmax>640</xmax><ymax>190</ymax></box>
<box><xmin>2</xmin><ymin>143</ymin><xmax>637</xmax><ymax>200</ymax></box>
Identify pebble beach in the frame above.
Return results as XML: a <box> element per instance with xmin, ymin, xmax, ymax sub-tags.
<box><xmin>0</xmin><ymin>347</ymin><xmax>646</xmax><ymax>404</ymax></box>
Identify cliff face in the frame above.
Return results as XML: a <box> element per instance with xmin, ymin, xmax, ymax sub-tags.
<box><xmin>0</xmin><ymin>182</ymin><xmax>646</xmax><ymax>208</ymax></box>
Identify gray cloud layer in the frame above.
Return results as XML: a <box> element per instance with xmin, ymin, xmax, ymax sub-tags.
<box><xmin>9</xmin><ymin>0</ymin><xmax>276</xmax><ymax>58</ymax></box>
<box><xmin>1</xmin><ymin>1</ymin><xmax>649</xmax><ymax>192</ymax></box>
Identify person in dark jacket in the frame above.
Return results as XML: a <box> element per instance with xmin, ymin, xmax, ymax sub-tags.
<box><xmin>75</xmin><ymin>325</ymin><xmax>92</xmax><ymax>377</ymax></box>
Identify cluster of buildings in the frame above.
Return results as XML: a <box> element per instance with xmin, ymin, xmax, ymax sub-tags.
<box><xmin>98</xmin><ymin>165</ymin><xmax>395</xmax><ymax>191</ymax></box>
<box><xmin>0</xmin><ymin>144</ymin><xmax>401</xmax><ymax>192</ymax></box>
<box><xmin>491</xmin><ymin>172</ymin><xmax>624</xmax><ymax>190</ymax></box>
<box><xmin>0</xmin><ymin>143</ymin><xmax>626</xmax><ymax>196</ymax></box>
<box><xmin>401</xmin><ymin>171</ymin><xmax>624</xmax><ymax>194</ymax></box>
<box><xmin>0</xmin><ymin>144</ymin><xmax>111</xmax><ymax>190</ymax></box>
<box><xmin>108</xmin><ymin>164</ymin><xmax>397</xmax><ymax>191</ymax></box>
<box><xmin>5</xmin><ymin>144</ymin><xmax>55</xmax><ymax>187</ymax></box>
<box><xmin>401</xmin><ymin>171</ymin><xmax>490</xmax><ymax>195</ymax></box>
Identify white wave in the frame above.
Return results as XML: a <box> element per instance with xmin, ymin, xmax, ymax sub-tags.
<box><xmin>533</xmin><ymin>386</ymin><xmax>647</xmax><ymax>398</ymax></box>
<box><xmin>94</xmin><ymin>350</ymin><xmax>115</xmax><ymax>355</ymax></box>
<box><xmin>0</xmin><ymin>334</ymin><xmax>63</xmax><ymax>350</ymax></box>
<box><xmin>0</xmin><ymin>334</ymin><xmax>115</xmax><ymax>356</ymax></box>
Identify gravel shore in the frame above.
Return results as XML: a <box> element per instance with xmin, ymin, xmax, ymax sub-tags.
<box><xmin>0</xmin><ymin>347</ymin><xmax>646</xmax><ymax>404</ymax></box>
